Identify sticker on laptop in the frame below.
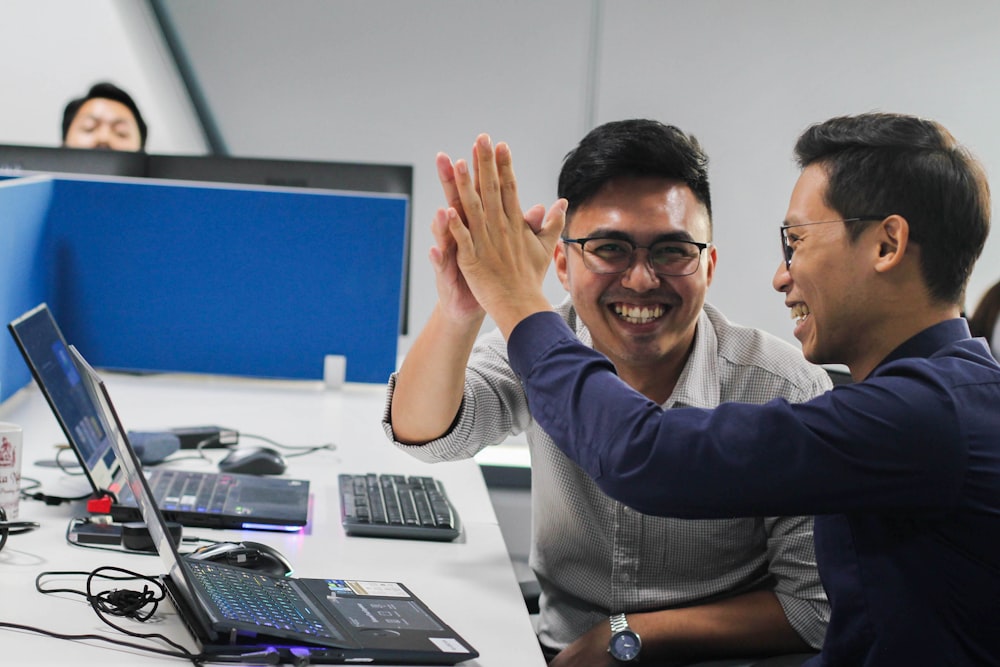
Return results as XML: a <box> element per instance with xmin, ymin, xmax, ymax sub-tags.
<box><xmin>430</xmin><ymin>637</ymin><xmax>468</xmax><ymax>653</ymax></box>
<box><xmin>326</xmin><ymin>579</ymin><xmax>409</xmax><ymax>597</ymax></box>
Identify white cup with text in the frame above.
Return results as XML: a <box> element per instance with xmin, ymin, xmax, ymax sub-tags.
<box><xmin>0</xmin><ymin>422</ymin><xmax>23</xmax><ymax>520</ymax></box>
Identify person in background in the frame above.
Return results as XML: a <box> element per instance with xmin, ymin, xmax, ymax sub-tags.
<box><xmin>968</xmin><ymin>278</ymin><xmax>1000</xmax><ymax>358</ymax></box>
<box><xmin>441</xmin><ymin>113</ymin><xmax>1000</xmax><ymax>666</ymax></box>
<box><xmin>385</xmin><ymin>120</ymin><xmax>830</xmax><ymax>666</ymax></box>
<box><xmin>61</xmin><ymin>82</ymin><xmax>146</xmax><ymax>152</ymax></box>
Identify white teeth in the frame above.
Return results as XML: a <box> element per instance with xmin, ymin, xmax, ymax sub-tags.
<box><xmin>790</xmin><ymin>304</ymin><xmax>810</xmax><ymax>324</ymax></box>
<box><xmin>614</xmin><ymin>304</ymin><xmax>665</xmax><ymax>324</ymax></box>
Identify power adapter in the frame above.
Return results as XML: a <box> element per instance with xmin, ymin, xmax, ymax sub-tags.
<box><xmin>122</xmin><ymin>520</ymin><xmax>183</xmax><ymax>551</ymax></box>
<box><xmin>170</xmin><ymin>426</ymin><xmax>239</xmax><ymax>450</ymax></box>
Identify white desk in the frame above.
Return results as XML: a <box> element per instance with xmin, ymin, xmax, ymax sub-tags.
<box><xmin>0</xmin><ymin>372</ymin><xmax>545</xmax><ymax>666</ymax></box>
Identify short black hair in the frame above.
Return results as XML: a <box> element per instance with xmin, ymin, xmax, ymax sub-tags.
<box><xmin>794</xmin><ymin>112</ymin><xmax>990</xmax><ymax>305</ymax></box>
<box><xmin>558</xmin><ymin>119</ymin><xmax>712</xmax><ymax>230</ymax></box>
<box><xmin>62</xmin><ymin>82</ymin><xmax>148</xmax><ymax>149</ymax></box>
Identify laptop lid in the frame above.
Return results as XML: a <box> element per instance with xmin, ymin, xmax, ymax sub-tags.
<box><xmin>8</xmin><ymin>303</ymin><xmax>311</xmax><ymax>530</ymax></box>
<box><xmin>69</xmin><ymin>345</ymin><xmax>478</xmax><ymax>665</ymax></box>
<box><xmin>7</xmin><ymin>303</ymin><xmax>121</xmax><ymax>494</ymax></box>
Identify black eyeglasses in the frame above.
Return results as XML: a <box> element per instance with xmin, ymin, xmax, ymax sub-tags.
<box><xmin>779</xmin><ymin>216</ymin><xmax>886</xmax><ymax>270</ymax></box>
<box><xmin>562</xmin><ymin>236</ymin><xmax>712</xmax><ymax>277</ymax></box>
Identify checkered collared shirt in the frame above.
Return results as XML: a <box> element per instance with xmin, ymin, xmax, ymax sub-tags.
<box><xmin>384</xmin><ymin>299</ymin><xmax>832</xmax><ymax>650</ymax></box>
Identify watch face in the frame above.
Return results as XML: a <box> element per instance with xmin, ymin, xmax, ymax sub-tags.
<box><xmin>610</xmin><ymin>630</ymin><xmax>641</xmax><ymax>661</ymax></box>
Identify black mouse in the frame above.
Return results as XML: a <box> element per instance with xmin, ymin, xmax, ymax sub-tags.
<box><xmin>186</xmin><ymin>540</ymin><xmax>293</xmax><ymax>577</ymax></box>
<box><xmin>217</xmin><ymin>446</ymin><xmax>287</xmax><ymax>475</ymax></box>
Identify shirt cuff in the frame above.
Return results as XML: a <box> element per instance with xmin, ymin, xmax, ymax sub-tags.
<box><xmin>508</xmin><ymin>311</ymin><xmax>578</xmax><ymax>380</ymax></box>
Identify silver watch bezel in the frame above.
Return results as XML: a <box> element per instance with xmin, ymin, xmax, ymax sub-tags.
<box><xmin>608</xmin><ymin>613</ymin><xmax>641</xmax><ymax>662</ymax></box>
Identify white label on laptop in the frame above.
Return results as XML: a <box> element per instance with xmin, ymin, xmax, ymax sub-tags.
<box><xmin>346</xmin><ymin>580</ymin><xmax>408</xmax><ymax>597</ymax></box>
<box><xmin>430</xmin><ymin>637</ymin><xmax>468</xmax><ymax>653</ymax></box>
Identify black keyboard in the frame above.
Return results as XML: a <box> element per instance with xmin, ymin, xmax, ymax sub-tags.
<box><xmin>186</xmin><ymin>560</ymin><xmax>343</xmax><ymax>641</ymax></box>
<box><xmin>338</xmin><ymin>473</ymin><xmax>460</xmax><ymax>541</ymax></box>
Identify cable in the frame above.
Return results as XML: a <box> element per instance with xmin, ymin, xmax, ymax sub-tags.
<box><xmin>150</xmin><ymin>431</ymin><xmax>337</xmax><ymax>465</ymax></box>
<box><xmin>9</xmin><ymin>566</ymin><xmax>285</xmax><ymax>664</ymax></box>
<box><xmin>238</xmin><ymin>432</ymin><xmax>337</xmax><ymax>459</ymax></box>
<box><xmin>0</xmin><ymin>506</ymin><xmax>40</xmax><ymax>552</ymax></box>
<box><xmin>19</xmin><ymin>477</ymin><xmax>116</xmax><ymax>507</ymax></box>
<box><xmin>35</xmin><ymin>567</ymin><xmax>202</xmax><ymax>664</ymax></box>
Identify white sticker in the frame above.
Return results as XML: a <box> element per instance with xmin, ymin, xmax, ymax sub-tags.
<box><xmin>346</xmin><ymin>580</ymin><xmax>408</xmax><ymax>597</ymax></box>
<box><xmin>429</xmin><ymin>637</ymin><xmax>467</xmax><ymax>653</ymax></box>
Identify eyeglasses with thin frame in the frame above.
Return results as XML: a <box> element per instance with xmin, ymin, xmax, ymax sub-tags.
<box><xmin>779</xmin><ymin>216</ymin><xmax>886</xmax><ymax>270</ymax></box>
<box><xmin>562</xmin><ymin>236</ymin><xmax>713</xmax><ymax>277</ymax></box>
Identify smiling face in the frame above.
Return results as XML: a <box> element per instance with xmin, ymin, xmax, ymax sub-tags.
<box><xmin>63</xmin><ymin>98</ymin><xmax>142</xmax><ymax>151</ymax></box>
<box><xmin>555</xmin><ymin>177</ymin><xmax>715</xmax><ymax>390</ymax></box>
<box><xmin>772</xmin><ymin>164</ymin><xmax>878</xmax><ymax>368</ymax></box>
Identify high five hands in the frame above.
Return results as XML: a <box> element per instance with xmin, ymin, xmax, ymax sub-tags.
<box><xmin>434</xmin><ymin>134</ymin><xmax>567</xmax><ymax>338</ymax></box>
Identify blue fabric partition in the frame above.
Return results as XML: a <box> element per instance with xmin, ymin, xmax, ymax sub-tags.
<box><xmin>0</xmin><ymin>175</ymin><xmax>407</xmax><ymax>401</ymax></box>
<box><xmin>0</xmin><ymin>177</ymin><xmax>55</xmax><ymax>400</ymax></box>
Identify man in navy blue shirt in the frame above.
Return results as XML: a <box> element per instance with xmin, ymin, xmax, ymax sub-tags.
<box><xmin>438</xmin><ymin>113</ymin><xmax>1000</xmax><ymax>665</ymax></box>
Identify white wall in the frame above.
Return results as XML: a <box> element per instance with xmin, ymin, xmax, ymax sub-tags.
<box><xmin>3</xmin><ymin>0</ymin><xmax>998</xmax><ymax>354</ymax></box>
<box><xmin>0</xmin><ymin>0</ymin><xmax>205</xmax><ymax>154</ymax></box>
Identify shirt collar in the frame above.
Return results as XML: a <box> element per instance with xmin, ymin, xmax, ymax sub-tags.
<box><xmin>568</xmin><ymin>298</ymin><xmax>720</xmax><ymax>410</ymax></box>
<box><xmin>877</xmin><ymin>318</ymin><xmax>971</xmax><ymax>369</ymax></box>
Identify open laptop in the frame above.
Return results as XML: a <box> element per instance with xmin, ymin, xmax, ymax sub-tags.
<box><xmin>7</xmin><ymin>303</ymin><xmax>310</xmax><ymax>529</ymax></box>
<box><xmin>69</xmin><ymin>344</ymin><xmax>478</xmax><ymax>665</ymax></box>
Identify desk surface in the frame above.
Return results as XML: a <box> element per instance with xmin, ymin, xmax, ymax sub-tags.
<box><xmin>0</xmin><ymin>372</ymin><xmax>544</xmax><ymax>666</ymax></box>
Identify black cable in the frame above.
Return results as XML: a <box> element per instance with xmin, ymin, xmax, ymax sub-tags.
<box><xmin>20</xmin><ymin>566</ymin><xmax>282</xmax><ymax>664</ymax></box>
<box><xmin>35</xmin><ymin>567</ymin><xmax>202</xmax><ymax>664</ymax></box>
<box><xmin>20</xmin><ymin>478</ymin><xmax>117</xmax><ymax>507</ymax></box>
<box><xmin>238</xmin><ymin>432</ymin><xmax>337</xmax><ymax>459</ymax></box>
<box><xmin>19</xmin><ymin>476</ymin><xmax>42</xmax><ymax>494</ymax></box>
<box><xmin>152</xmin><ymin>432</ymin><xmax>337</xmax><ymax>465</ymax></box>
<box><xmin>56</xmin><ymin>445</ymin><xmax>87</xmax><ymax>475</ymax></box>
<box><xmin>0</xmin><ymin>506</ymin><xmax>40</xmax><ymax>552</ymax></box>
<box><xmin>0</xmin><ymin>620</ymin><xmax>206</xmax><ymax>666</ymax></box>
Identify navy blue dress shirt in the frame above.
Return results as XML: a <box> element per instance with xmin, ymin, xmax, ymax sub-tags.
<box><xmin>507</xmin><ymin>313</ymin><xmax>1000</xmax><ymax>666</ymax></box>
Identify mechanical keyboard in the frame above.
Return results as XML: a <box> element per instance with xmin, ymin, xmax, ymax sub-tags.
<box><xmin>338</xmin><ymin>473</ymin><xmax>460</xmax><ymax>542</ymax></box>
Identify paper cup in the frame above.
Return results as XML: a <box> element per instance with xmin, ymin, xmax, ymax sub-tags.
<box><xmin>0</xmin><ymin>422</ymin><xmax>23</xmax><ymax>520</ymax></box>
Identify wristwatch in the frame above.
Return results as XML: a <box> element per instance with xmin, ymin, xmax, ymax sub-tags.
<box><xmin>607</xmin><ymin>612</ymin><xmax>642</xmax><ymax>663</ymax></box>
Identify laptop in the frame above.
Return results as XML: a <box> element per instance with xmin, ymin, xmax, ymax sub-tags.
<box><xmin>7</xmin><ymin>303</ymin><xmax>310</xmax><ymax>529</ymax></box>
<box><xmin>69</xmin><ymin>344</ymin><xmax>479</xmax><ymax>665</ymax></box>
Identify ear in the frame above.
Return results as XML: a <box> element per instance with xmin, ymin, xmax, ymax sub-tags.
<box><xmin>872</xmin><ymin>214</ymin><xmax>910</xmax><ymax>274</ymax></box>
<box><xmin>704</xmin><ymin>244</ymin><xmax>718</xmax><ymax>287</ymax></box>
<box><xmin>554</xmin><ymin>239</ymin><xmax>571</xmax><ymax>290</ymax></box>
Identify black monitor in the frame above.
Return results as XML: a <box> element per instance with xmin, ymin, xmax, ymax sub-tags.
<box><xmin>0</xmin><ymin>143</ymin><xmax>147</xmax><ymax>178</ymax></box>
<box><xmin>146</xmin><ymin>154</ymin><xmax>413</xmax><ymax>333</ymax></box>
<box><xmin>147</xmin><ymin>153</ymin><xmax>411</xmax><ymax>194</ymax></box>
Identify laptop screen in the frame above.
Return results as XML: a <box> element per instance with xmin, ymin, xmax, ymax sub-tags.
<box><xmin>8</xmin><ymin>304</ymin><xmax>121</xmax><ymax>490</ymax></box>
<box><xmin>67</xmin><ymin>344</ymin><xmax>215</xmax><ymax>635</ymax></box>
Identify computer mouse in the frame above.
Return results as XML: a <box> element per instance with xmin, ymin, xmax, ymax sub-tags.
<box><xmin>186</xmin><ymin>540</ymin><xmax>294</xmax><ymax>577</ymax></box>
<box><xmin>218</xmin><ymin>446</ymin><xmax>287</xmax><ymax>475</ymax></box>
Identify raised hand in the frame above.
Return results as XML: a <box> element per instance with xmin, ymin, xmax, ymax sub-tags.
<box><xmin>444</xmin><ymin>134</ymin><xmax>566</xmax><ymax>337</ymax></box>
<box><xmin>431</xmin><ymin>150</ymin><xmax>546</xmax><ymax>325</ymax></box>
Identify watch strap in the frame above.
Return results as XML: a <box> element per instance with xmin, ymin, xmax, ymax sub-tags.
<box><xmin>610</xmin><ymin>612</ymin><xmax>630</xmax><ymax>633</ymax></box>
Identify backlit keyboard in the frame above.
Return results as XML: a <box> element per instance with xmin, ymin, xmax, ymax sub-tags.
<box><xmin>338</xmin><ymin>473</ymin><xmax>460</xmax><ymax>541</ymax></box>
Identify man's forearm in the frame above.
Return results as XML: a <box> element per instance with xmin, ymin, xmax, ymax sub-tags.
<box><xmin>551</xmin><ymin>590</ymin><xmax>813</xmax><ymax>667</ymax></box>
<box><xmin>633</xmin><ymin>590</ymin><xmax>812</xmax><ymax>661</ymax></box>
<box><xmin>390</xmin><ymin>303</ymin><xmax>483</xmax><ymax>444</ymax></box>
